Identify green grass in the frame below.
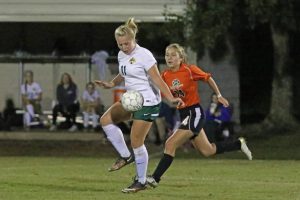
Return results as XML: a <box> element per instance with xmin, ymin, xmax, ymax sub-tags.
<box><xmin>0</xmin><ymin>157</ymin><xmax>299</xmax><ymax>200</ymax></box>
<box><xmin>0</xmin><ymin>129</ymin><xmax>299</xmax><ymax>199</ymax></box>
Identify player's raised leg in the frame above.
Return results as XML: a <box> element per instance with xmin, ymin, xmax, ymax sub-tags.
<box><xmin>100</xmin><ymin>102</ymin><xmax>133</xmax><ymax>172</ymax></box>
<box><xmin>191</xmin><ymin>129</ymin><xmax>252</xmax><ymax>160</ymax></box>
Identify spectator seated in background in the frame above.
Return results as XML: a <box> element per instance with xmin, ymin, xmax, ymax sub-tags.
<box><xmin>81</xmin><ymin>82</ymin><xmax>103</xmax><ymax>132</ymax></box>
<box><xmin>21</xmin><ymin>70</ymin><xmax>43</xmax><ymax>130</ymax></box>
<box><xmin>2</xmin><ymin>98</ymin><xmax>20</xmax><ymax>131</ymax></box>
<box><xmin>204</xmin><ymin>93</ymin><xmax>234</xmax><ymax>142</ymax></box>
<box><xmin>49</xmin><ymin>73</ymin><xmax>79</xmax><ymax>132</ymax></box>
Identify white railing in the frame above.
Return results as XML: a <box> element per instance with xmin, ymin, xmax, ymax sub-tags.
<box><xmin>0</xmin><ymin>0</ymin><xmax>186</xmax><ymax>22</ymax></box>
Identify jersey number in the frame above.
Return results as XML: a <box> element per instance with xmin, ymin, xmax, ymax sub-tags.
<box><xmin>173</xmin><ymin>89</ymin><xmax>185</xmax><ymax>98</ymax></box>
<box><xmin>121</xmin><ymin>65</ymin><xmax>127</xmax><ymax>75</ymax></box>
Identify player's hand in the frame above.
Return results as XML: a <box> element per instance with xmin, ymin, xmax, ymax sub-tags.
<box><xmin>218</xmin><ymin>96</ymin><xmax>229</xmax><ymax>107</ymax></box>
<box><xmin>170</xmin><ymin>97</ymin><xmax>185</xmax><ymax>109</ymax></box>
<box><xmin>94</xmin><ymin>80</ymin><xmax>114</xmax><ymax>89</ymax></box>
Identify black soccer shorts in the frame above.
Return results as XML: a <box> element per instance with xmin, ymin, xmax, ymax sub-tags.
<box><xmin>178</xmin><ymin>104</ymin><xmax>206</xmax><ymax>138</ymax></box>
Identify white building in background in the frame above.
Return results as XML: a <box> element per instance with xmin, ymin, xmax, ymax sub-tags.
<box><xmin>0</xmin><ymin>0</ymin><xmax>186</xmax><ymax>22</ymax></box>
<box><xmin>0</xmin><ymin>0</ymin><xmax>187</xmax><ymax>110</ymax></box>
<box><xmin>0</xmin><ymin>0</ymin><xmax>240</xmax><ymax>123</ymax></box>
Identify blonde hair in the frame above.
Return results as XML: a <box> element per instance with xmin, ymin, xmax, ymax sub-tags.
<box><xmin>115</xmin><ymin>18</ymin><xmax>138</xmax><ymax>40</ymax></box>
<box><xmin>166</xmin><ymin>43</ymin><xmax>187</xmax><ymax>63</ymax></box>
<box><xmin>24</xmin><ymin>70</ymin><xmax>33</xmax><ymax>77</ymax></box>
<box><xmin>24</xmin><ymin>70</ymin><xmax>34</xmax><ymax>82</ymax></box>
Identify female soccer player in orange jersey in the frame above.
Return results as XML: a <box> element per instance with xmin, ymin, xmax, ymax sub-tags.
<box><xmin>147</xmin><ymin>43</ymin><xmax>252</xmax><ymax>188</ymax></box>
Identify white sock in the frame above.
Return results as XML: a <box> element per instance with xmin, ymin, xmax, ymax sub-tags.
<box><xmin>26</xmin><ymin>104</ymin><xmax>35</xmax><ymax>117</ymax></box>
<box><xmin>102</xmin><ymin>124</ymin><xmax>131</xmax><ymax>158</ymax></box>
<box><xmin>83</xmin><ymin>112</ymin><xmax>89</xmax><ymax>128</ymax></box>
<box><xmin>92</xmin><ymin>113</ymin><xmax>98</xmax><ymax>128</ymax></box>
<box><xmin>133</xmin><ymin>145</ymin><xmax>148</xmax><ymax>184</ymax></box>
<box><xmin>24</xmin><ymin>112</ymin><xmax>31</xmax><ymax>126</ymax></box>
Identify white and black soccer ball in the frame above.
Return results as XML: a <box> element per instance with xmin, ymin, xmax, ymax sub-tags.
<box><xmin>121</xmin><ymin>90</ymin><xmax>144</xmax><ymax>112</ymax></box>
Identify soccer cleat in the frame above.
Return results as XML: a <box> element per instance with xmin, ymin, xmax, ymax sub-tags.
<box><xmin>121</xmin><ymin>181</ymin><xmax>147</xmax><ymax>193</ymax></box>
<box><xmin>146</xmin><ymin>175</ymin><xmax>158</xmax><ymax>188</ymax></box>
<box><xmin>49</xmin><ymin>125</ymin><xmax>57</xmax><ymax>132</ymax></box>
<box><xmin>132</xmin><ymin>175</ymin><xmax>158</xmax><ymax>188</ymax></box>
<box><xmin>68</xmin><ymin>124</ymin><xmax>78</xmax><ymax>132</ymax></box>
<box><xmin>239</xmin><ymin>137</ymin><xmax>253</xmax><ymax>160</ymax></box>
<box><xmin>108</xmin><ymin>155</ymin><xmax>134</xmax><ymax>172</ymax></box>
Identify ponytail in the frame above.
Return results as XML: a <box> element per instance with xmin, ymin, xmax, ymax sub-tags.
<box><xmin>115</xmin><ymin>17</ymin><xmax>138</xmax><ymax>39</ymax></box>
<box><xmin>126</xmin><ymin>18</ymin><xmax>138</xmax><ymax>36</ymax></box>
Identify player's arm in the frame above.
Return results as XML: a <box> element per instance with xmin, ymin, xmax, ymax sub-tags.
<box><xmin>81</xmin><ymin>97</ymin><xmax>88</xmax><ymax>110</ymax></box>
<box><xmin>94</xmin><ymin>74</ymin><xmax>124</xmax><ymax>89</ymax></box>
<box><xmin>207</xmin><ymin>77</ymin><xmax>229</xmax><ymax>107</ymax></box>
<box><xmin>56</xmin><ymin>86</ymin><xmax>62</xmax><ymax>104</ymax></box>
<box><xmin>148</xmin><ymin>65</ymin><xmax>184</xmax><ymax>107</ymax></box>
<box><xmin>96</xmin><ymin>96</ymin><xmax>102</xmax><ymax>107</ymax></box>
<box><xmin>36</xmin><ymin>92</ymin><xmax>42</xmax><ymax>102</ymax></box>
<box><xmin>21</xmin><ymin>86</ymin><xmax>28</xmax><ymax>105</ymax></box>
<box><xmin>21</xmin><ymin>94</ymin><xmax>29</xmax><ymax>105</ymax></box>
<box><xmin>36</xmin><ymin>84</ymin><xmax>42</xmax><ymax>102</ymax></box>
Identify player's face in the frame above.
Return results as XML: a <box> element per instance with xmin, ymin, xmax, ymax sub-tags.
<box><xmin>165</xmin><ymin>48</ymin><xmax>183</xmax><ymax>69</ymax></box>
<box><xmin>116</xmin><ymin>35</ymin><xmax>135</xmax><ymax>55</ymax></box>
<box><xmin>62</xmin><ymin>75</ymin><xmax>70</xmax><ymax>84</ymax></box>
<box><xmin>87</xmin><ymin>84</ymin><xmax>94</xmax><ymax>94</ymax></box>
<box><xmin>24</xmin><ymin>72</ymin><xmax>33</xmax><ymax>83</ymax></box>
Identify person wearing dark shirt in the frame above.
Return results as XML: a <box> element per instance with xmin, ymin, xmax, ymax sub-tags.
<box><xmin>49</xmin><ymin>73</ymin><xmax>79</xmax><ymax>132</ymax></box>
<box><xmin>2</xmin><ymin>99</ymin><xmax>18</xmax><ymax>130</ymax></box>
<box><xmin>205</xmin><ymin>93</ymin><xmax>234</xmax><ymax>141</ymax></box>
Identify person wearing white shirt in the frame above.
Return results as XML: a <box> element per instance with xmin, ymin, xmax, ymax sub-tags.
<box><xmin>81</xmin><ymin>82</ymin><xmax>102</xmax><ymax>131</ymax></box>
<box><xmin>95</xmin><ymin>17</ymin><xmax>184</xmax><ymax>193</ymax></box>
<box><xmin>21</xmin><ymin>70</ymin><xmax>42</xmax><ymax>129</ymax></box>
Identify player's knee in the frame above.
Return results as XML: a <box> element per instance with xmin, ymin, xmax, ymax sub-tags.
<box><xmin>100</xmin><ymin>114</ymin><xmax>110</xmax><ymax>126</ymax></box>
<box><xmin>130</xmin><ymin>137</ymin><xmax>143</xmax><ymax>148</ymax></box>
<box><xmin>164</xmin><ymin>140</ymin><xmax>176</xmax><ymax>155</ymax></box>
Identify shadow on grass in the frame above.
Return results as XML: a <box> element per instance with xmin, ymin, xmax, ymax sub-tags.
<box><xmin>62</xmin><ymin>177</ymin><xmax>121</xmax><ymax>184</ymax></box>
<box><xmin>1</xmin><ymin>181</ymin><xmax>107</xmax><ymax>192</ymax></box>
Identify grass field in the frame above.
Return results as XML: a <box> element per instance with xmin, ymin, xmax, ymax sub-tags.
<box><xmin>0</xmin><ymin>157</ymin><xmax>299</xmax><ymax>200</ymax></box>
<box><xmin>0</xmin><ymin>129</ymin><xmax>299</xmax><ymax>200</ymax></box>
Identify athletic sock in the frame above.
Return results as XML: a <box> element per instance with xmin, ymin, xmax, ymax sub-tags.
<box><xmin>83</xmin><ymin>112</ymin><xmax>89</xmax><ymax>128</ymax></box>
<box><xmin>92</xmin><ymin>113</ymin><xmax>98</xmax><ymax>128</ymax></box>
<box><xmin>24</xmin><ymin>112</ymin><xmax>31</xmax><ymax>126</ymax></box>
<box><xmin>26</xmin><ymin>104</ymin><xmax>35</xmax><ymax>117</ymax></box>
<box><xmin>102</xmin><ymin>124</ymin><xmax>131</xmax><ymax>158</ymax></box>
<box><xmin>215</xmin><ymin>139</ymin><xmax>241</xmax><ymax>154</ymax></box>
<box><xmin>133</xmin><ymin>145</ymin><xmax>148</xmax><ymax>184</ymax></box>
<box><xmin>152</xmin><ymin>153</ymin><xmax>174</xmax><ymax>183</ymax></box>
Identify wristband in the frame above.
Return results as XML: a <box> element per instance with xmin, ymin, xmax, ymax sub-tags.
<box><xmin>217</xmin><ymin>94</ymin><xmax>222</xmax><ymax>98</ymax></box>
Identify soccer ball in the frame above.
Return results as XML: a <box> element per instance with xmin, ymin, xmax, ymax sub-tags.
<box><xmin>121</xmin><ymin>90</ymin><xmax>144</xmax><ymax>112</ymax></box>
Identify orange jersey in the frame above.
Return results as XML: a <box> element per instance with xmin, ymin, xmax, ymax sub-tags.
<box><xmin>161</xmin><ymin>63</ymin><xmax>211</xmax><ymax>108</ymax></box>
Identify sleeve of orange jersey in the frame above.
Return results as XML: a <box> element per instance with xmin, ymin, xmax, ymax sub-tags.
<box><xmin>190</xmin><ymin>65</ymin><xmax>211</xmax><ymax>81</ymax></box>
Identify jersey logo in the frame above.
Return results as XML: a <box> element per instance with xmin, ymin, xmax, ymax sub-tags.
<box><xmin>172</xmin><ymin>79</ymin><xmax>181</xmax><ymax>87</ymax></box>
<box><xmin>129</xmin><ymin>57</ymin><xmax>136</xmax><ymax>64</ymax></box>
<box><xmin>170</xmin><ymin>79</ymin><xmax>185</xmax><ymax>98</ymax></box>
